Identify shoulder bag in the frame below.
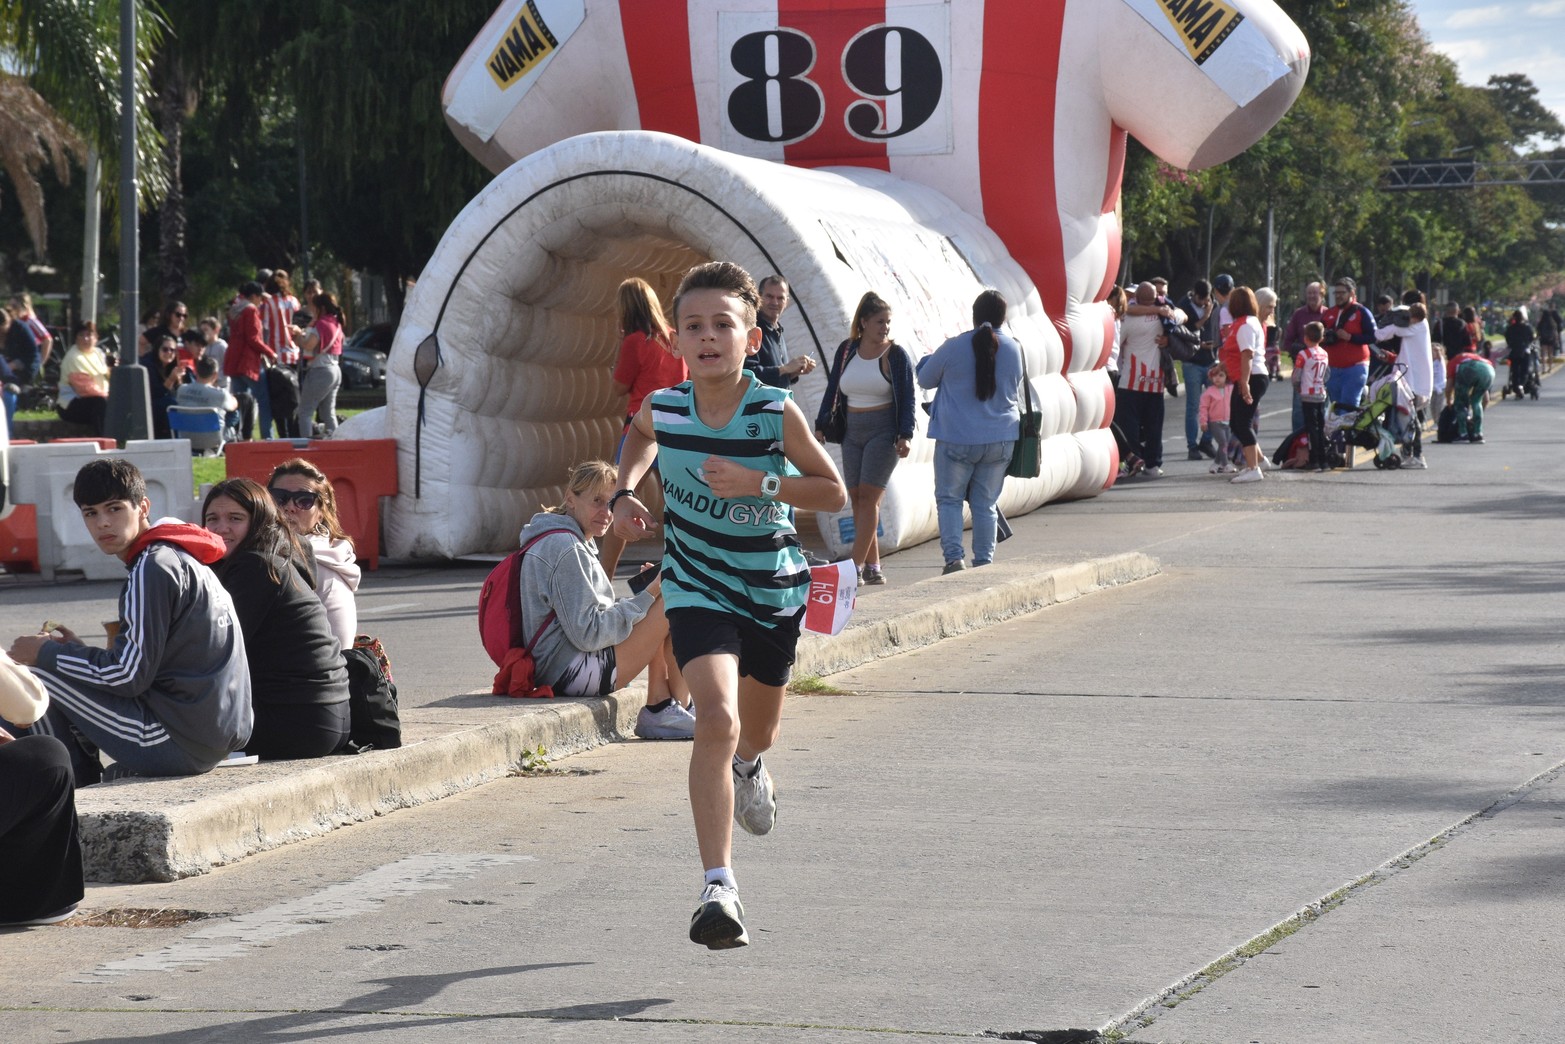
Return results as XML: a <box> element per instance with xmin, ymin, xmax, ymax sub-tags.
<box><xmin>1006</xmin><ymin>347</ymin><xmax>1042</xmax><ymax>479</ymax></box>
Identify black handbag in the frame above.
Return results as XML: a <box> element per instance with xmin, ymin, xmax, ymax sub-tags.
<box><xmin>819</xmin><ymin>340</ymin><xmax>851</xmax><ymax>443</ymax></box>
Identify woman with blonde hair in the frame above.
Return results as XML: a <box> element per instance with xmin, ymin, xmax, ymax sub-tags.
<box><xmin>267</xmin><ymin>458</ymin><xmax>361</xmax><ymax>648</ymax></box>
<box><xmin>1256</xmin><ymin>286</ymin><xmax>1281</xmax><ymax>380</ymax></box>
<box><xmin>519</xmin><ymin>460</ymin><xmax>692</xmax><ymax>739</ymax></box>
<box><xmin>603</xmin><ymin>277</ymin><xmax>686</xmax><ymax>576</ymax></box>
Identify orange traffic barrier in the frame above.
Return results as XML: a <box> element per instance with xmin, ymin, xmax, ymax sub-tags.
<box><xmin>222</xmin><ymin>439</ymin><xmax>398</xmax><ymax>569</ymax></box>
<box><xmin>0</xmin><ymin>504</ymin><xmax>40</xmax><ymax>572</ymax></box>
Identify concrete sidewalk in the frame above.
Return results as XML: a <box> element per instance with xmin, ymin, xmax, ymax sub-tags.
<box><xmin>74</xmin><ymin>548</ymin><xmax>1159</xmax><ymax>883</ymax></box>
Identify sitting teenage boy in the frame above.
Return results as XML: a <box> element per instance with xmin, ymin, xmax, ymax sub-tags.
<box><xmin>5</xmin><ymin>458</ymin><xmax>252</xmax><ymax>786</ymax></box>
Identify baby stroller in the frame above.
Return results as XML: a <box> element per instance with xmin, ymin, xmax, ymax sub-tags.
<box><xmin>1325</xmin><ymin>364</ymin><xmax>1416</xmax><ymax>469</ymax></box>
<box><xmin>1503</xmin><ymin>341</ymin><xmax>1541</xmax><ymax>400</ymax></box>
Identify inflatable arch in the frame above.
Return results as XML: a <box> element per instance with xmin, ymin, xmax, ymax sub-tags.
<box><xmin>345</xmin><ymin>0</ymin><xmax>1310</xmax><ymax>560</ymax></box>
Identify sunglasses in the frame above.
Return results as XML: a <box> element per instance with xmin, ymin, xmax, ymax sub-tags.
<box><xmin>269</xmin><ymin>488</ymin><xmax>320</xmax><ymax>510</ymax></box>
<box><xmin>174</xmin><ymin>311</ymin><xmax>187</xmax><ymax>317</ymax></box>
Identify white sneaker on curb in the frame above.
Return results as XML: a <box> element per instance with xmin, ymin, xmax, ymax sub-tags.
<box><xmin>1230</xmin><ymin>467</ymin><xmax>1264</xmax><ymax>484</ymax></box>
<box><xmin>689</xmin><ymin>882</ymin><xmax>748</xmax><ymax>949</ymax></box>
<box><xmin>634</xmin><ymin>701</ymin><xmax>696</xmax><ymax>740</ymax></box>
<box><xmin>733</xmin><ymin>757</ymin><xmax>777</xmax><ymax>835</ymax></box>
<box><xmin>1403</xmin><ymin>456</ymin><xmax>1428</xmax><ymax>469</ymax></box>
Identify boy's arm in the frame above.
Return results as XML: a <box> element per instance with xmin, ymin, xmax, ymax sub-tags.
<box><xmin>33</xmin><ymin>552</ymin><xmax>178</xmax><ymax>697</ymax></box>
<box><xmin>701</xmin><ymin>400</ymin><xmax>848</xmax><ymax>512</ymax></box>
<box><xmin>611</xmin><ymin>400</ymin><xmax>660</xmax><ymax>539</ymax></box>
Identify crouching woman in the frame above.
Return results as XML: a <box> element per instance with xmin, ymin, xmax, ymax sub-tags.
<box><xmin>520</xmin><ymin>461</ymin><xmax>693</xmax><ymax>740</ymax></box>
<box><xmin>203</xmin><ymin>478</ymin><xmax>351</xmax><ymax>759</ymax></box>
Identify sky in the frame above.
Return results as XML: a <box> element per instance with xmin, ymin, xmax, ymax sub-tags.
<box><xmin>1405</xmin><ymin>0</ymin><xmax>1565</xmax><ymax>140</ymax></box>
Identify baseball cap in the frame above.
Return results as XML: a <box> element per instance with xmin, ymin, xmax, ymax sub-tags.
<box><xmin>1213</xmin><ymin>273</ymin><xmax>1234</xmax><ymax>293</ymax></box>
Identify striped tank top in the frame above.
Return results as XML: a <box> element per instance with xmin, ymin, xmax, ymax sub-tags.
<box><xmin>650</xmin><ymin>373</ymin><xmax>809</xmax><ymax>625</ymax></box>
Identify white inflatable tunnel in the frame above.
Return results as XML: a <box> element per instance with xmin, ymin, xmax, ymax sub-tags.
<box><xmin>346</xmin><ymin>0</ymin><xmax>1310</xmax><ymax>560</ymax></box>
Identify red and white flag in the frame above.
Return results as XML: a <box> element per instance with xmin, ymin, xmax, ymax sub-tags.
<box><xmin>802</xmin><ymin>560</ymin><xmax>858</xmax><ymax>637</ymax></box>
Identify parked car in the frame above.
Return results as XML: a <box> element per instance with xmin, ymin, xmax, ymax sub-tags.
<box><xmin>341</xmin><ymin>324</ymin><xmax>392</xmax><ymax>389</ymax></box>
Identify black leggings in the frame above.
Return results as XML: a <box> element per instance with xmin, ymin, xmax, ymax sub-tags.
<box><xmin>0</xmin><ymin>736</ymin><xmax>84</xmax><ymax>922</ymax></box>
<box><xmin>1230</xmin><ymin>374</ymin><xmax>1268</xmax><ymax>447</ymax></box>
<box><xmin>246</xmin><ymin>700</ymin><xmax>351</xmax><ymax>759</ymax></box>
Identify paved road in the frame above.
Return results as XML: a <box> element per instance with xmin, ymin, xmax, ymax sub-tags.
<box><xmin>4</xmin><ymin>378</ymin><xmax>1563</xmax><ymax>1043</ymax></box>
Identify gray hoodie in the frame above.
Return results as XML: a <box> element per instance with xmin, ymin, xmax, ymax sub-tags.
<box><xmin>516</xmin><ymin>512</ymin><xmax>654</xmax><ymax>687</ymax></box>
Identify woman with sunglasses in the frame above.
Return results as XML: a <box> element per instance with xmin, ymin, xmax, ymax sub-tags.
<box><xmin>139</xmin><ymin>334</ymin><xmax>188</xmax><ymax>439</ymax></box>
<box><xmin>202</xmin><ymin>478</ymin><xmax>351</xmax><ymax>759</ymax></box>
<box><xmin>267</xmin><ymin>459</ymin><xmax>361</xmax><ymax>649</ymax></box>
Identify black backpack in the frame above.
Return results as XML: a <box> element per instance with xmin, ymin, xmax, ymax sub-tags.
<box><xmin>343</xmin><ymin>635</ymin><xmax>401</xmax><ymax>752</ymax></box>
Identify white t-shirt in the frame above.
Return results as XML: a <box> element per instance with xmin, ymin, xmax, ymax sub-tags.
<box><xmin>1236</xmin><ymin>317</ymin><xmax>1267</xmax><ymax>375</ymax></box>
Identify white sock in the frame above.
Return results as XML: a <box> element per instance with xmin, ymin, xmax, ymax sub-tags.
<box><xmin>705</xmin><ymin>867</ymin><xmax>736</xmax><ymax>890</ymax></box>
<box><xmin>733</xmin><ymin>753</ymin><xmax>760</xmax><ymax>777</ymax></box>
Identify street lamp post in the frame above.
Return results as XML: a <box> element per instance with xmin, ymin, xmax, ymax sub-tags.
<box><xmin>105</xmin><ymin>0</ymin><xmax>152</xmax><ymax>444</ymax></box>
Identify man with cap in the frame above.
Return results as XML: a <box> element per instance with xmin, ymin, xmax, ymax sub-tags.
<box><xmin>1284</xmin><ymin>282</ymin><xmax>1328</xmax><ymax>431</ymax></box>
<box><xmin>1175</xmin><ymin>278</ymin><xmax>1219</xmax><ymax>459</ymax></box>
<box><xmin>1321</xmin><ymin>277</ymin><xmax>1377</xmax><ymax>412</ymax></box>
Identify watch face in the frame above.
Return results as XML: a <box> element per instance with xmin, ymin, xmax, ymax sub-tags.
<box><xmin>761</xmin><ymin>473</ymin><xmax>781</xmax><ymax>497</ymax></box>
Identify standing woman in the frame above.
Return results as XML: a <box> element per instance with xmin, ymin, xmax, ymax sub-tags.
<box><xmin>602</xmin><ymin>277</ymin><xmax>686</xmax><ymax>577</ymax></box>
<box><xmin>814</xmin><ymin>291</ymin><xmax>915</xmax><ymax>585</ymax></box>
<box><xmin>1256</xmin><ymin>287</ymin><xmax>1281</xmax><ymax>381</ymax></box>
<box><xmin>55</xmin><ymin>321</ymin><xmax>110</xmax><ymax>435</ymax></box>
<box><xmin>294</xmin><ymin>292</ymin><xmax>345</xmax><ymax>438</ymax></box>
<box><xmin>267</xmin><ymin>459</ymin><xmax>361</xmax><ymax>650</ymax></box>
<box><xmin>203</xmin><ymin>479</ymin><xmax>351</xmax><ymax>759</ymax></box>
<box><xmin>1222</xmin><ymin>287</ymin><xmax>1268</xmax><ymax>484</ymax></box>
<box><xmin>916</xmin><ymin>289</ymin><xmax>1022</xmax><ymax>574</ymax></box>
<box><xmin>1462</xmin><ymin>306</ymin><xmax>1486</xmax><ymax>358</ymax></box>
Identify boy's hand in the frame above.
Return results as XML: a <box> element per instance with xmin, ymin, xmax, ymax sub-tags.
<box><xmin>612</xmin><ymin>495</ymin><xmax>655</xmax><ymax>540</ymax></box>
<box><xmin>8</xmin><ymin>633</ymin><xmax>51</xmax><ymax>665</ymax></box>
<box><xmin>701</xmin><ymin>457</ymin><xmax>762</xmax><ymax>499</ymax></box>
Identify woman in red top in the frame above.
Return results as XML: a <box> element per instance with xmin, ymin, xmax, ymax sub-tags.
<box><xmin>602</xmin><ymin>278</ymin><xmax>686</xmax><ymax>575</ymax></box>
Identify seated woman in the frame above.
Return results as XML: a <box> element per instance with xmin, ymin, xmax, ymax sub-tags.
<box><xmin>203</xmin><ymin>478</ymin><xmax>351</xmax><ymax>760</ymax></box>
<box><xmin>267</xmin><ymin>458</ymin><xmax>361</xmax><ymax>651</ymax></box>
<box><xmin>56</xmin><ymin>320</ymin><xmax>110</xmax><ymax>435</ymax></box>
<box><xmin>521</xmin><ymin>460</ymin><xmax>693</xmax><ymax>740</ymax></box>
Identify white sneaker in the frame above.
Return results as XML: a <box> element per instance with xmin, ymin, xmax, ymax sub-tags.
<box><xmin>1230</xmin><ymin>467</ymin><xmax>1264</xmax><ymax>484</ymax></box>
<box><xmin>1143</xmin><ymin>466</ymin><xmax>1164</xmax><ymax>479</ymax></box>
<box><xmin>733</xmin><ymin>757</ymin><xmax>777</xmax><ymax>835</ymax></box>
<box><xmin>689</xmin><ymin>882</ymin><xmax>748</xmax><ymax>949</ymax></box>
<box><xmin>634</xmin><ymin>701</ymin><xmax>696</xmax><ymax>740</ymax></box>
<box><xmin>1403</xmin><ymin>456</ymin><xmax>1428</xmax><ymax>469</ymax></box>
<box><xmin>1209</xmin><ymin>461</ymin><xmax>1223</xmax><ymax>473</ymax></box>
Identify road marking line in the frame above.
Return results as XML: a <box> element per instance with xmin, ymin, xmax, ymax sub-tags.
<box><xmin>78</xmin><ymin>853</ymin><xmax>531</xmax><ymax>981</ymax></box>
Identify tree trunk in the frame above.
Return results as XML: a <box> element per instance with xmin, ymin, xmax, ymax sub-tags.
<box><xmin>156</xmin><ymin>54</ymin><xmax>188</xmax><ymax>305</ymax></box>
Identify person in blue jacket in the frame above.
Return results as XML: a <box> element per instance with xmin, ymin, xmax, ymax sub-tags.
<box><xmin>813</xmin><ymin>291</ymin><xmax>915</xmax><ymax>585</ymax></box>
<box><xmin>917</xmin><ymin>289</ymin><xmax>1023</xmax><ymax>574</ymax></box>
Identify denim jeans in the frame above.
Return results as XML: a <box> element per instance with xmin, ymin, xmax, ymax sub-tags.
<box><xmin>1325</xmin><ymin>363</ymin><xmax>1369</xmax><ymax>411</ymax></box>
<box><xmin>934</xmin><ymin>440</ymin><xmax>1013</xmax><ymax>567</ymax></box>
<box><xmin>1180</xmin><ymin>361</ymin><xmax>1210</xmax><ymax>448</ymax></box>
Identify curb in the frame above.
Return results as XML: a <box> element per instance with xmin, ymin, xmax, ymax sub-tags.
<box><xmin>77</xmin><ymin>550</ymin><xmax>1160</xmax><ymax>883</ymax></box>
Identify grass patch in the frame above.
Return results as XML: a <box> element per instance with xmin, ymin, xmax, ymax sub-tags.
<box><xmin>788</xmin><ymin>674</ymin><xmax>849</xmax><ymax>695</ymax></box>
<box><xmin>191</xmin><ymin>456</ymin><xmax>226</xmax><ymax>488</ymax></box>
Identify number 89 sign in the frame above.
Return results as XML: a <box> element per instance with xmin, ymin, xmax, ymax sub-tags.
<box><xmin>716</xmin><ymin>5</ymin><xmax>952</xmax><ymax>163</ymax></box>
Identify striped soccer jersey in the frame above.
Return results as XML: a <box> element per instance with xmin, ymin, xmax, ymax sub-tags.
<box><xmin>650</xmin><ymin>374</ymin><xmax>809</xmax><ymax>625</ymax></box>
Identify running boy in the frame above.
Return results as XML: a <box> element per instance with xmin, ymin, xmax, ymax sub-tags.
<box><xmin>611</xmin><ymin>262</ymin><xmax>848</xmax><ymax>949</ymax></box>
<box><xmin>5</xmin><ymin>458</ymin><xmax>252</xmax><ymax>785</ymax></box>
